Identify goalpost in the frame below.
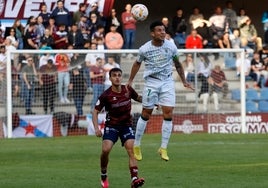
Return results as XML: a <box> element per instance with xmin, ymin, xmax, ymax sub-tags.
<box><xmin>3</xmin><ymin>48</ymin><xmax>246</xmax><ymax>138</ymax></box>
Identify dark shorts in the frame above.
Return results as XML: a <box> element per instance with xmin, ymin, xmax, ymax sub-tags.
<box><xmin>103</xmin><ymin>125</ymin><xmax>135</xmax><ymax>146</ymax></box>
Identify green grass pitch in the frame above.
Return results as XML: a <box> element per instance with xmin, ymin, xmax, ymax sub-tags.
<box><xmin>1</xmin><ymin>134</ymin><xmax>268</xmax><ymax>188</ymax></box>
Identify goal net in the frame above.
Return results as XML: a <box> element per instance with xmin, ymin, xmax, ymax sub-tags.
<box><xmin>1</xmin><ymin>48</ymin><xmax>249</xmax><ymax>138</ymax></box>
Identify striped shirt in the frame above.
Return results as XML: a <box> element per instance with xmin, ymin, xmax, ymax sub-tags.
<box><xmin>137</xmin><ymin>39</ymin><xmax>178</xmax><ymax>80</ymax></box>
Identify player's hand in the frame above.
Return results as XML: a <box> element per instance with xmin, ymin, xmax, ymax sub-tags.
<box><xmin>95</xmin><ymin>129</ymin><xmax>102</xmax><ymax>137</ymax></box>
<box><xmin>183</xmin><ymin>81</ymin><xmax>194</xmax><ymax>91</ymax></box>
<box><xmin>125</xmin><ymin>80</ymin><xmax>132</xmax><ymax>92</ymax></box>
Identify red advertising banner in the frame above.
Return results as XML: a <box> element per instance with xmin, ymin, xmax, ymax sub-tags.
<box><xmin>146</xmin><ymin>113</ymin><xmax>268</xmax><ymax>134</ymax></box>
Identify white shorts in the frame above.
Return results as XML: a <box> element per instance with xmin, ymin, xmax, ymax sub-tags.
<box><xmin>142</xmin><ymin>77</ymin><xmax>175</xmax><ymax>109</ymax></box>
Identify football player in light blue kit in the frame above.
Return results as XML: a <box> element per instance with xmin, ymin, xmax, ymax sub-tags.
<box><xmin>127</xmin><ymin>21</ymin><xmax>193</xmax><ymax>161</ymax></box>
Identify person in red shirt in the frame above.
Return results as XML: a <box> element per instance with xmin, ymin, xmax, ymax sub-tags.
<box><xmin>121</xmin><ymin>4</ymin><xmax>137</xmax><ymax>49</ymax></box>
<box><xmin>90</xmin><ymin>57</ymin><xmax>105</xmax><ymax>111</ymax></box>
<box><xmin>185</xmin><ymin>29</ymin><xmax>203</xmax><ymax>49</ymax></box>
<box><xmin>54</xmin><ymin>53</ymin><xmax>70</xmax><ymax>103</ymax></box>
<box><xmin>93</xmin><ymin>68</ymin><xmax>144</xmax><ymax>188</ymax></box>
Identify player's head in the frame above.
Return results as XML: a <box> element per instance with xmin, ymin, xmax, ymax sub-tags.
<box><xmin>109</xmin><ymin>68</ymin><xmax>122</xmax><ymax>86</ymax></box>
<box><xmin>150</xmin><ymin>21</ymin><xmax>166</xmax><ymax>41</ymax></box>
<box><xmin>109</xmin><ymin>67</ymin><xmax>122</xmax><ymax>77</ymax></box>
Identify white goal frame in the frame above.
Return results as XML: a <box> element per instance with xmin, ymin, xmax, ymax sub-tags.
<box><xmin>5</xmin><ymin>48</ymin><xmax>246</xmax><ymax>138</ymax></box>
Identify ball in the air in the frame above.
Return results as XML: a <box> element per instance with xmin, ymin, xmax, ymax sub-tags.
<box><xmin>131</xmin><ymin>4</ymin><xmax>148</xmax><ymax>21</ymax></box>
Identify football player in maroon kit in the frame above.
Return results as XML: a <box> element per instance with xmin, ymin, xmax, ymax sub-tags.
<box><xmin>93</xmin><ymin>68</ymin><xmax>145</xmax><ymax>188</ymax></box>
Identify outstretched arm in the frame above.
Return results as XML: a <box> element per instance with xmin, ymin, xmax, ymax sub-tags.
<box><xmin>174</xmin><ymin>57</ymin><xmax>194</xmax><ymax>90</ymax></box>
<box><xmin>127</xmin><ymin>61</ymin><xmax>141</xmax><ymax>86</ymax></box>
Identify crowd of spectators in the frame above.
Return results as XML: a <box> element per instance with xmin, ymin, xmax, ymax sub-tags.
<box><xmin>0</xmin><ymin>0</ymin><xmax>268</xmax><ymax>114</ymax></box>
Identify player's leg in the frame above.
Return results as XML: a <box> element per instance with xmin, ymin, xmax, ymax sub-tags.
<box><xmin>100</xmin><ymin>140</ymin><xmax>113</xmax><ymax>188</ymax></box>
<box><xmin>134</xmin><ymin>79</ymin><xmax>158</xmax><ymax>160</ymax></box>
<box><xmin>159</xmin><ymin>106</ymin><xmax>174</xmax><ymax>161</ymax></box>
<box><xmin>158</xmin><ymin>80</ymin><xmax>175</xmax><ymax>161</ymax></box>
<box><xmin>121</xmin><ymin>127</ymin><xmax>144</xmax><ymax>188</ymax></box>
<box><xmin>100</xmin><ymin>127</ymin><xmax>118</xmax><ymax>188</ymax></box>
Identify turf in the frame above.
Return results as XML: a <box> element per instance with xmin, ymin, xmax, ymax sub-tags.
<box><xmin>1</xmin><ymin>134</ymin><xmax>268</xmax><ymax>188</ymax></box>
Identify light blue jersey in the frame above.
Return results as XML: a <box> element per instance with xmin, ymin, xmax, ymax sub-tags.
<box><xmin>137</xmin><ymin>39</ymin><xmax>178</xmax><ymax>80</ymax></box>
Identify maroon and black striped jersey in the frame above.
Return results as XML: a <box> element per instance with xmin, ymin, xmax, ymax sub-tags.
<box><xmin>95</xmin><ymin>85</ymin><xmax>139</xmax><ymax>127</ymax></box>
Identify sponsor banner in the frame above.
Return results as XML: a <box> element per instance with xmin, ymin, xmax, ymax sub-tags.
<box><xmin>12</xmin><ymin>115</ymin><xmax>53</xmax><ymax>138</ymax></box>
<box><xmin>208</xmin><ymin>114</ymin><xmax>268</xmax><ymax>134</ymax></box>
<box><xmin>0</xmin><ymin>0</ymin><xmax>114</xmax><ymax>27</ymax></box>
<box><xmin>145</xmin><ymin>113</ymin><xmax>268</xmax><ymax>134</ymax></box>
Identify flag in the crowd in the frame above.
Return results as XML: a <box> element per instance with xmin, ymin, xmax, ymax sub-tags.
<box><xmin>86</xmin><ymin>113</ymin><xmax>106</xmax><ymax>135</ymax></box>
<box><xmin>12</xmin><ymin>115</ymin><xmax>53</xmax><ymax>138</ymax></box>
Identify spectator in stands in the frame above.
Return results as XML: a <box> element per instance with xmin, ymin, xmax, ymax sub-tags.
<box><xmin>251</xmin><ymin>51</ymin><xmax>266</xmax><ymax>88</ymax></box>
<box><xmin>200</xmin><ymin>65</ymin><xmax>228</xmax><ymax>112</ymax></box>
<box><xmin>223</xmin><ymin>1</ymin><xmax>237</xmax><ymax>31</ymax></box>
<box><xmin>69</xmin><ymin>66</ymin><xmax>87</xmax><ymax>115</ymax></box>
<box><xmin>36</xmin><ymin>15</ymin><xmax>46</xmax><ymax>47</ymax></box>
<box><xmin>88</xmin><ymin>12</ymin><xmax>104</xmax><ymax>39</ymax></box>
<box><xmin>236</xmin><ymin>53</ymin><xmax>258</xmax><ymax>88</ymax></box>
<box><xmin>188</xmin><ymin>7</ymin><xmax>204</xmax><ymax>28</ymax></box>
<box><xmin>38</xmin><ymin>3</ymin><xmax>51</xmax><ymax>28</ymax></box>
<box><xmin>229</xmin><ymin>28</ymin><xmax>241</xmax><ymax>49</ymax></box>
<box><xmin>105</xmin><ymin>24</ymin><xmax>124</xmax><ymax>63</ymax></box>
<box><xmin>24</xmin><ymin>16</ymin><xmax>37</xmax><ymax>35</ymax></box>
<box><xmin>103</xmin><ymin>56</ymin><xmax>120</xmax><ymax>90</ymax></box>
<box><xmin>209</xmin><ymin>65</ymin><xmax>229</xmax><ymax>98</ymax></box>
<box><xmin>185</xmin><ymin>29</ymin><xmax>203</xmax><ymax>49</ymax></box>
<box><xmin>55</xmin><ymin>52</ymin><xmax>70</xmax><ymax>103</ymax></box>
<box><xmin>182</xmin><ymin>53</ymin><xmax>195</xmax><ymax>83</ymax></box>
<box><xmin>67</xmin><ymin>24</ymin><xmax>84</xmax><ymax>49</ymax></box>
<box><xmin>4</xmin><ymin>38</ymin><xmax>17</xmax><ymax>62</ymax></box>
<box><xmin>38</xmin><ymin>41</ymin><xmax>54</xmax><ymax>68</ymax></box>
<box><xmin>121</xmin><ymin>3</ymin><xmax>137</xmax><ymax>49</ymax></box>
<box><xmin>78</xmin><ymin>14</ymin><xmax>90</xmax><ymax>40</ymax></box>
<box><xmin>39</xmin><ymin>59</ymin><xmax>57</xmax><ymax>114</ymax></box>
<box><xmin>22</xmin><ymin>56</ymin><xmax>37</xmax><ymax>115</ymax></box>
<box><xmin>239</xmin><ymin>17</ymin><xmax>263</xmax><ymax>52</ymax></box>
<box><xmin>91</xmin><ymin>24</ymin><xmax>105</xmax><ymax>44</ymax></box>
<box><xmin>47</xmin><ymin>17</ymin><xmax>57</xmax><ymax>36</ymax></box>
<box><xmin>24</xmin><ymin>22</ymin><xmax>39</xmax><ymax>50</ymax></box>
<box><xmin>90</xmin><ymin>57</ymin><xmax>105</xmax><ymax>112</ymax></box>
<box><xmin>6</xmin><ymin>27</ymin><xmax>19</xmax><ymax>49</ymax></box>
<box><xmin>53</xmin><ymin>24</ymin><xmax>68</xmax><ymax>49</ymax></box>
<box><xmin>162</xmin><ymin>17</ymin><xmax>173</xmax><ymax>37</ymax></box>
<box><xmin>40</xmin><ymin>28</ymin><xmax>55</xmax><ymax>48</ymax></box>
<box><xmin>237</xmin><ymin>8</ymin><xmax>248</xmax><ymax>28</ymax></box>
<box><xmin>12</xmin><ymin>19</ymin><xmax>25</xmax><ymax>49</ymax></box>
<box><xmin>218</xmin><ymin>32</ymin><xmax>231</xmax><ymax>49</ymax></box>
<box><xmin>51</xmin><ymin>0</ymin><xmax>72</xmax><ymax>30</ymax></box>
<box><xmin>73</xmin><ymin>3</ymin><xmax>87</xmax><ymax>25</ymax></box>
<box><xmin>105</xmin><ymin>8</ymin><xmax>123</xmax><ymax>36</ymax></box>
<box><xmin>197</xmin><ymin>53</ymin><xmax>212</xmax><ymax>98</ymax></box>
<box><xmin>209</xmin><ymin>6</ymin><xmax>227</xmax><ymax>47</ymax></box>
<box><xmin>195</xmin><ymin>20</ymin><xmax>213</xmax><ymax>48</ymax></box>
<box><xmin>88</xmin><ymin>2</ymin><xmax>105</xmax><ymax>25</ymax></box>
<box><xmin>172</xmin><ymin>7</ymin><xmax>187</xmax><ymax>48</ymax></box>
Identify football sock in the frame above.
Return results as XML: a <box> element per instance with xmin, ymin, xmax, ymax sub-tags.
<box><xmin>161</xmin><ymin>119</ymin><xmax>173</xmax><ymax>149</ymax></box>
<box><xmin>134</xmin><ymin>116</ymin><xmax>148</xmax><ymax>146</ymax></box>
<box><xmin>130</xmin><ymin>166</ymin><xmax>138</xmax><ymax>179</ymax></box>
<box><xmin>101</xmin><ymin>169</ymin><xmax>107</xmax><ymax>180</ymax></box>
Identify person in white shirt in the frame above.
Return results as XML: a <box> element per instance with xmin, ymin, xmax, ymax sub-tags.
<box><xmin>103</xmin><ymin>56</ymin><xmax>120</xmax><ymax>90</ymax></box>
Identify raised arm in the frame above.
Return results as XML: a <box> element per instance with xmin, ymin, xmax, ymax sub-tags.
<box><xmin>174</xmin><ymin>56</ymin><xmax>194</xmax><ymax>90</ymax></box>
<box><xmin>127</xmin><ymin>61</ymin><xmax>141</xmax><ymax>86</ymax></box>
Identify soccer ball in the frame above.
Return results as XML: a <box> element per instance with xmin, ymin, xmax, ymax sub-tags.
<box><xmin>131</xmin><ymin>4</ymin><xmax>148</xmax><ymax>21</ymax></box>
